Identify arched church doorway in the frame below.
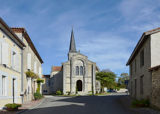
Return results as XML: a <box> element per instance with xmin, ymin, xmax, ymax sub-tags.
<box><xmin>76</xmin><ymin>80</ymin><xmax>82</xmax><ymax>91</ymax></box>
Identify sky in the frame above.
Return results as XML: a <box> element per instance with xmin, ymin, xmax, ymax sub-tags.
<box><xmin>1</xmin><ymin>0</ymin><xmax>160</xmax><ymax>76</ymax></box>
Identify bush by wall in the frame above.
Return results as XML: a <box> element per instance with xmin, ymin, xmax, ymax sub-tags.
<box><xmin>132</xmin><ymin>99</ymin><xmax>150</xmax><ymax>107</ymax></box>
<box><xmin>34</xmin><ymin>92</ymin><xmax>43</xmax><ymax>100</ymax></box>
<box><xmin>5</xmin><ymin>103</ymin><xmax>21</xmax><ymax>111</ymax></box>
<box><xmin>56</xmin><ymin>90</ymin><xmax>62</xmax><ymax>95</ymax></box>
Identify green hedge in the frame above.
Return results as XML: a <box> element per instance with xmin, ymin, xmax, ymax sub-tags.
<box><xmin>5</xmin><ymin>103</ymin><xmax>21</xmax><ymax>109</ymax></box>
<box><xmin>132</xmin><ymin>99</ymin><xmax>150</xmax><ymax>107</ymax></box>
<box><xmin>56</xmin><ymin>90</ymin><xmax>62</xmax><ymax>95</ymax></box>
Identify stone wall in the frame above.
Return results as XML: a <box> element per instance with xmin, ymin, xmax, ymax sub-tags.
<box><xmin>151</xmin><ymin>69</ymin><xmax>160</xmax><ymax>109</ymax></box>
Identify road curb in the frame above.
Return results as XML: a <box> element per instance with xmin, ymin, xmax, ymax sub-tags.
<box><xmin>17</xmin><ymin>98</ymin><xmax>45</xmax><ymax>114</ymax></box>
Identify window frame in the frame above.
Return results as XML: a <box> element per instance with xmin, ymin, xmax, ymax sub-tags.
<box><xmin>80</xmin><ymin>66</ymin><xmax>83</xmax><ymax>76</ymax></box>
<box><xmin>140</xmin><ymin>49</ymin><xmax>144</xmax><ymax>67</ymax></box>
<box><xmin>76</xmin><ymin>66</ymin><xmax>79</xmax><ymax>75</ymax></box>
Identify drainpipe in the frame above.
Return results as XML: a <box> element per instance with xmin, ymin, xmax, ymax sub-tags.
<box><xmin>20</xmin><ymin>33</ymin><xmax>24</xmax><ymax>104</ymax></box>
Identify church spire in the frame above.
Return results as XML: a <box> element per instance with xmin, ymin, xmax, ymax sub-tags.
<box><xmin>69</xmin><ymin>29</ymin><xmax>77</xmax><ymax>53</ymax></box>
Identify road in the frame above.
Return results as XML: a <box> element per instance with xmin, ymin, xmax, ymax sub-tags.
<box><xmin>23</xmin><ymin>94</ymin><xmax>137</xmax><ymax>114</ymax></box>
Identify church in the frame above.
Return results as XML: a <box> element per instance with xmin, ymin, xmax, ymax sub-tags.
<box><xmin>49</xmin><ymin>29</ymin><xmax>99</xmax><ymax>95</ymax></box>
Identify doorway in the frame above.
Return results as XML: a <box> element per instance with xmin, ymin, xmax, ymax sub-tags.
<box><xmin>76</xmin><ymin>80</ymin><xmax>82</xmax><ymax>91</ymax></box>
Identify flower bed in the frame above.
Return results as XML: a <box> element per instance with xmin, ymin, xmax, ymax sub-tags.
<box><xmin>5</xmin><ymin>103</ymin><xmax>21</xmax><ymax>111</ymax></box>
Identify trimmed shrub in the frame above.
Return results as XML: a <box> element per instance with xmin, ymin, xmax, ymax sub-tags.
<box><xmin>56</xmin><ymin>90</ymin><xmax>62</xmax><ymax>95</ymax></box>
<box><xmin>132</xmin><ymin>99</ymin><xmax>150</xmax><ymax>107</ymax></box>
<box><xmin>25</xmin><ymin>71</ymin><xmax>39</xmax><ymax>79</ymax></box>
<box><xmin>66</xmin><ymin>91</ymin><xmax>70</xmax><ymax>95</ymax></box>
<box><xmin>34</xmin><ymin>92</ymin><xmax>43</xmax><ymax>100</ymax></box>
<box><xmin>5</xmin><ymin>103</ymin><xmax>21</xmax><ymax>111</ymax></box>
<box><xmin>37</xmin><ymin>78</ymin><xmax>44</xmax><ymax>83</ymax></box>
<box><xmin>36</xmin><ymin>78</ymin><xmax>44</xmax><ymax>93</ymax></box>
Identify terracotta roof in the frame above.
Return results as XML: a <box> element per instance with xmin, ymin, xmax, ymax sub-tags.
<box><xmin>52</xmin><ymin>66</ymin><xmax>62</xmax><ymax>71</ymax></box>
<box><xmin>0</xmin><ymin>18</ymin><xmax>25</xmax><ymax>48</ymax></box>
<box><xmin>11</xmin><ymin>28</ymin><xmax>25</xmax><ymax>33</ymax></box>
<box><xmin>126</xmin><ymin>27</ymin><xmax>160</xmax><ymax>65</ymax></box>
<box><xmin>11</xmin><ymin>28</ymin><xmax>43</xmax><ymax>63</ymax></box>
<box><xmin>145</xmin><ymin>27</ymin><xmax>160</xmax><ymax>35</ymax></box>
<box><xmin>149</xmin><ymin>65</ymin><xmax>160</xmax><ymax>72</ymax></box>
<box><xmin>42</xmin><ymin>75</ymin><xmax>50</xmax><ymax>78</ymax></box>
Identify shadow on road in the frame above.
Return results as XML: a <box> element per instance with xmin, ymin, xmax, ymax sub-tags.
<box><xmin>24</xmin><ymin>95</ymin><xmax>138</xmax><ymax>114</ymax></box>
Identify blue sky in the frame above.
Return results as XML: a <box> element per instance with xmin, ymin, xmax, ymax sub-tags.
<box><xmin>1</xmin><ymin>0</ymin><xmax>160</xmax><ymax>76</ymax></box>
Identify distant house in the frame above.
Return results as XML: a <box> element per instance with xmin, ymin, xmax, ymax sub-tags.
<box><xmin>126</xmin><ymin>27</ymin><xmax>160</xmax><ymax>108</ymax></box>
<box><xmin>42</xmin><ymin>75</ymin><xmax>50</xmax><ymax>95</ymax></box>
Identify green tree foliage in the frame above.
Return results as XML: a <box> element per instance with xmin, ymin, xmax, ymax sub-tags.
<box><xmin>96</xmin><ymin>72</ymin><xmax>117</xmax><ymax>91</ymax></box>
<box><xmin>117</xmin><ymin>73</ymin><xmax>129</xmax><ymax>88</ymax></box>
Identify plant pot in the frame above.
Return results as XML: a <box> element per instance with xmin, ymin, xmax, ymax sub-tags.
<box><xmin>6</xmin><ymin>107</ymin><xmax>18</xmax><ymax>111</ymax></box>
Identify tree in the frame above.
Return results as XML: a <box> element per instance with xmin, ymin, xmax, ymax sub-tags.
<box><xmin>117</xmin><ymin>73</ymin><xmax>129</xmax><ymax>88</ymax></box>
<box><xmin>96</xmin><ymin>72</ymin><xmax>117</xmax><ymax>92</ymax></box>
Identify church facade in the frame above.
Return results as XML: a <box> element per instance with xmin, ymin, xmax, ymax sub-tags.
<box><xmin>50</xmin><ymin>30</ymin><xmax>98</xmax><ymax>95</ymax></box>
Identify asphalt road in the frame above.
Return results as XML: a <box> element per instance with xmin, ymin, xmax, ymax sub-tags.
<box><xmin>23</xmin><ymin>94</ymin><xmax>137</xmax><ymax>114</ymax></box>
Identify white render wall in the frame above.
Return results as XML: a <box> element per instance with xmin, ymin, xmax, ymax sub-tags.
<box><xmin>151</xmin><ymin>32</ymin><xmax>160</xmax><ymax>67</ymax></box>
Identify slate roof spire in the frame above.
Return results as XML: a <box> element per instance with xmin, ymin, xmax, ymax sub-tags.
<box><xmin>69</xmin><ymin>28</ymin><xmax>77</xmax><ymax>53</ymax></box>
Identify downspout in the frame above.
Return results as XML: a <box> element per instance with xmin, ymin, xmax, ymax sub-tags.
<box><xmin>20</xmin><ymin>33</ymin><xmax>24</xmax><ymax>103</ymax></box>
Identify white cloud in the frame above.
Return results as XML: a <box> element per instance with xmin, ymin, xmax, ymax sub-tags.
<box><xmin>119</xmin><ymin>0</ymin><xmax>160</xmax><ymax>32</ymax></box>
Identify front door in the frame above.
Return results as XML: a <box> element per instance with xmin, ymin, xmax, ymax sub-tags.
<box><xmin>76</xmin><ymin>80</ymin><xmax>82</xmax><ymax>91</ymax></box>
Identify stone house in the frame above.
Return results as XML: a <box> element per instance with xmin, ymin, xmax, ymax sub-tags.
<box><xmin>11</xmin><ymin>28</ymin><xmax>43</xmax><ymax>103</ymax></box>
<box><xmin>0</xmin><ymin>18</ymin><xmax>25</xmax><ymax>109</ymax></box>
<box><xmin>126</xmin><ymin>27</ymin><xmax>160</xmax><ymax>108</ymax></box>
<box><xmin>50</xmin><ymin>29</ymin><xmax>99</xmax><ymax>95</ymax></box>
<box><xmin>42</xmin><ymin>75</ymin><xmax>51</xmax><ymax>95</ymax></box>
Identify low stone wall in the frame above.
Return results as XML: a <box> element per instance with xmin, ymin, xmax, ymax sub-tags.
<box><xmin>151</xmin><ymin>69</ymin><xmax>160</xmax><ymax>109</ymax></box>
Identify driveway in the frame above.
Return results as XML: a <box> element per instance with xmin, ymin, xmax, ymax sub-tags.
<box><xmin>22</xmin><ymin>95</ymin><xmax>137</xmax><ymax>114</ymax></box>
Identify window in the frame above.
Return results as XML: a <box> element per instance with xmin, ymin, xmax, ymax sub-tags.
<box><xmin>130</xmin><ymin>64</ymin><xmax>132</xmax><ymax>76</ymax></box>
<box><xmin>11</xmin><ymin>51</ymin><xmax>16</xmax><ymax>68</ymax></box>
<box><xmin>135</xmin><ymin>79</ymin><xmax>137</xmax><ymax>98</ymax></box>
<box><xmin>0</xmin><ymin>42</ymin><xmax>2</xmax><ymax>64</ymax></box>
<box><xmin>39</xmin><ymin>67</ymin><xmax>42</xmax><ymax>77</ymax></box>
<box><xmin>140</xmin><ymin>49</ymin><xmax>144</xmax><ymax>67</ymax></box>
<box><xmin>135</xmin><ymin>59</ymin><xmax>136</xmax><ymax>72</ymax></box>
<box><xmin>34</xmin><ymin>62</ymin><xmax>37</xmax><ymax>73</ymax></box>
<box><xmin>80</xmin><ymin>66</ymin><xmax>83</xmax><ymax>75</ymax></box>
<box><xmin>2</xmin><ymin>76</ymin><xmax>6</xmax><ymax>96</ymax></box>
<box><xmin>131</xmin><ymin>81</ymin><xmax>133</xmax><ymax>96</ymax></box>
<box><xmin>76</xmin><ymin>66</ymin><xmax>79</xmax><ymax>75</ymax></box>
<box><xmin>27</xmin><ymin>53</ymin><xmax>31</xmax><ymax>70</ymax></box>
<box><xmin>140</xmin><ymin>75</ymin><xmax>144</xmax><ymax>95</ymax></box>
<box><xmin>2</xmin><ymin>42</ymin><xmax>9</xmax><ymax>65</ymax></box>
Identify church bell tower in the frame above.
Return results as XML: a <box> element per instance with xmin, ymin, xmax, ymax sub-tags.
<box><xmin>68</xmin><ymin>29</ymin><xmax>77</xmax><ymax>60</ymax></box>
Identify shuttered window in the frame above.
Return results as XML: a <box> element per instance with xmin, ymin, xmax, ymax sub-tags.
<box><xmin>16</xmin><ymin>53</ymin><xmax>20</xmax><ymax>72</ymax></box>
<box><xmin>2</xmin><ymin>42</ymin><xmax>9</xmax><ymax>65</ymax></box>
<box><xmin>11</xmin><ymin>51</ymin><xmax>16</xmax><ymax>69</ymax></box>
<box><xmin>34</xmin><ymin>61</ymin><xmax>37</xmax><ymax>73</ymax></box>
<box><xmin>0</xmin><ymin>42</ymin><xmax>2</xmax><ymax>64</ymax></box>
<box><xmin>27</xmin><ymin>53</ymin><xmax>31</xmax><ymax>70</ymax></box>
<box><xmin>140</xmin><ymin>49</ymin><xmax>144</xmax><ymax>67</ymax></box>
<box><xmin>2</xmin><ymin>75</ymin><xmax>6</xmax><ymax>96</ymax></box>
<box><xmin>39</xmin><ymin>67</ymin><xmax>42</xmax><ymax>77</ymax></box>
